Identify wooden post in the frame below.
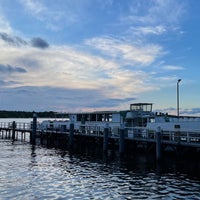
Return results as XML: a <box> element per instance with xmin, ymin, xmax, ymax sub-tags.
<box><xmin>156</xmin><ymin>126</ymin><xmax>162</xmax><ymax>161</ymax></box>
<box><xmin>103</xmin><ymin>123</ymin><xmax>109</xmax><ymax>152</ymax></box>
<box><xmin>80</xmin><ymin>116</ymin><xmax>85</xmax><ymax>134</ymax></box>
<box><xmin>69</xmin><ymin>121</ymin><xmax>74</xmax><ymax>146</ymax></box>
<box><xmin>12</xmin><ymin>121</ymin><xmax>16</xmax><ymax>141</ymax></box>
<box><xmin>31</xmin><ymin>113</ymin><xmax>37</xmax><ymax>145</ymax></box>
<box><xmin>119</xmin><ymin>124</ymin><xmax>125</xmax><ymax>155</ymax></box>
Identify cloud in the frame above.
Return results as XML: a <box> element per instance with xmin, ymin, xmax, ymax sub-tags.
<box><xmin>181</xmin><ymin>108</ymin><xmax>200</xmax><ymax>116</ymax></box>
<box><xmin>85</xmin><ymin>37</ymin><xmax>162</xmax><ymax>66</ymax></box>
<box><xmin>31</xmin><ymin>37</ymin><xmax>49</xmax><ymax>49</ymax></box>
<box><xmin>156</xmin><ymin>107</ymin><xmax>200</xmax><ymax>116</ymax></box>
<box><xmin>146</xmin><ymin>0</ymin><xmax>186</xmax><ymax>25</ymax></box>
<box><xmin>0</xmin><ymin>0</ymin><xmax>192</xmax><ymax>112</ymax></box>
<box><xmin>0</xmin><ymin>34</ymin><xmax>161</xmax><ymax>111</ymax></box>
<box><xmin>19</xmin><ymin>0</ymin><xmax>47</xmax><ymax>18</ymax></box>
<box><xmin>162</xmin><ymin>65</ymin><xmax>185</xmax><ymax>71</ymax></box>
<box><xmin>0</xmin><ymin>64</ymin><xmax>27</xmax><ymax>73</ymax></box>
<box><xmin>130</xmin><ymin>25</ymin><xmax>166</xmax><ymax>36</ymax></box>
<box><xmin>0</xmin><ymin>32</ymin><xmax>27</xmax><ymax>46</ymax></box>
<box><xmin>93</xmin><ymin>97</ymin><xmax>136</xmax><ymax>108</ymax></box>
<box><xmin>0</xmin><ymin>80</ymin><xmax>20</xmax><ymax>86</ymax></box>
<box><xmin>0</xmin><ymin>32</ymin><xmax>49</xmax><ymax>49</ymax></box>
<box><xmin>121</xmin><ymin>0</ymin><xmax>186</xmax><ymax>35</ymax></box>
<box><xmin>0</xmin><ymin>15</ymin><xmax>13</xmax><ymax>33</ymax></box>
<box><xmin>0</xmin><ymin>86</ymin><xmax>135</xmax><ymax>111</ymax></box>
<box><xmin>19</xmin><ymin>0</ymin><xmax>74</xmax><ymax>31</ymax></box>
<box><xmin>0</xmin><ymin>0</ymin><xmax>187</xmax><ymax>112</ymax></box>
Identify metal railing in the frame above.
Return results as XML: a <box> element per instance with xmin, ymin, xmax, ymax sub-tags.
<box><xmin>0</xmin><ymin>122</ymin><xmax>32</xmax><ymax>131</ymax></box>
<box><xmin>0</xmin><ymin>122</ymin><xmax>200</xmax><ymax>146</ymax></box>
<box><xmin>126</xmin><ymin>127</ymin><xmax>200</xmax><ymax>146</ymax></box>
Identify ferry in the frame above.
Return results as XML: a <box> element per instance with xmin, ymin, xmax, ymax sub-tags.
<box><xmin>39</xmin><ymin>103</ymin><xmax>200</xmax><ymax>136</ymax></box>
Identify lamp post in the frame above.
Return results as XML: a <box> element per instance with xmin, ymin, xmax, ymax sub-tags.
<box><xmin>177</xmin><ymin>79</ymin><xmax>181</xmax><ymax>117</ymax></box>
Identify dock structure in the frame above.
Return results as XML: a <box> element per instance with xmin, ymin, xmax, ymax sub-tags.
<box><xmin>0</xmin><ymin>121</ymin><xmax>30</xmax><ymax>142</ymax></box>
<box><xmin>1</xmin><ymin>103</ymin><xmax>200</xmax><ymax>160</ymax></box>
<box><xmin>0</xmin><ymin>118</ymin><xmax>200</xmax><ymax>160</ymax></box>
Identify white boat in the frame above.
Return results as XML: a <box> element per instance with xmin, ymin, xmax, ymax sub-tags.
<box><xmin>39</xmin><ymin>103</ymin><xmax>200</xmax><ymax>135</ymax></box>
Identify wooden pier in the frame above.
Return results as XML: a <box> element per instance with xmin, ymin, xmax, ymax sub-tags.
<box><xmin>0</xmin><ymin>119</ymin><xmax>200</xmax><ymax>160</ymax></box>
<box><xmin>0</xmin><ymin>121</ymin><xmax>30</xmax><ymax>142</ymax></box>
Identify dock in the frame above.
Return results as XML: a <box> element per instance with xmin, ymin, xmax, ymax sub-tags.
<box><xmin>0</xmin><ymin>117</ymin><xmax>200</xmax><ymax>160</ymax></box>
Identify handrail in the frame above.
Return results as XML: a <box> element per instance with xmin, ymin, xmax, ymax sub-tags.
<box><xmin>0</xmin><ymin>122</ymin><xmax>200</xmax><ymax>146</ymax></box>
<box><xmin>0</xmin><ymin>122</ymin><xmax>35</xmax><ymax>130</ymax></box>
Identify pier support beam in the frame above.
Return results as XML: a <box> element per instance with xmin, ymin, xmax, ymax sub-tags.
<box><xmin>12</xmin><ymin>121</ymin><xmax>16</xmax><ymax>141</ymax></box>
<box><xmin>103</xmin><ymin>123</ymin><xmax>109</xmax><ymax>152</ymax></box>
<box><xmin>119</xmin><ymin>124</ymin><xmax>125</xmax><ymax>155</ymax></box>
<box><xmin>69</xmin><ymin>121</ymin><xmax>74</xmax><ymax>146</ymax></box>
<box><xmin>156</xmin><ymin>126</ymin><xmax>162</xmax><ymax>161</ymax></box>
<box><xmin>31</xmin><ymin>113</ymin><xmax>37</xmax><ymax>145</ymax></box>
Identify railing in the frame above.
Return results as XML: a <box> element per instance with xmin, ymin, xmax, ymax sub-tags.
<box><xmin>126</xmin><ymin>127</ymin><xmax>200</xmax><ymax>146</ymax></box>
<box><xmin>161</xmin><ymin>130</ymin><xmax>200</xmax><ymax>144</ymax></box>
<box><xmin>74</xmin><ymin>124</ymin><xmax>105</xmax><ymax>137</ymax></box>
<box><xmin>0</xmin><ymin>122</ymin><xmax>32</xmax><ymax>131</ymax></box>
<box><xmin>0</xmin><ymin>122</ymin><xmax>200</xmax><ymax>146</ymax></box>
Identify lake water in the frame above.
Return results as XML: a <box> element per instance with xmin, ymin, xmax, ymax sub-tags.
<box><xmin>0</xmin><ymin>119</ymin><xmax>200</xmax><ymax>199</ymax></box>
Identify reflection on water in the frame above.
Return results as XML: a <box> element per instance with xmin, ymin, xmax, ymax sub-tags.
<box><xmin>0</xmin><ymin>139</ymin><xmax>200</xmax><ymax>200</ymax></box>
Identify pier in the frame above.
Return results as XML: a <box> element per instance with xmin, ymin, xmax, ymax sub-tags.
<box><xmin>0</xmin><ymin>118</ymin><xmax>200</xmax><ymax>160</ymax></box>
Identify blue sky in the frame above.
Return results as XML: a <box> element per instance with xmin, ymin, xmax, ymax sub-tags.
<box><xmin>0</xmin><ymin>0</ymin><xmax>200</xmax><ymax>115</ymax></box>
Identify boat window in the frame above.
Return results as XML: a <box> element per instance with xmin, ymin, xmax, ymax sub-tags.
<box><xmin>130</xmin><ymin>103</ymin><xmax>152</xmax><ymax>112</ymax></box>
<box><xmin>150</xmin><ymin>118</ymin><xmax>155</xmax><ymax>123</ymax></box>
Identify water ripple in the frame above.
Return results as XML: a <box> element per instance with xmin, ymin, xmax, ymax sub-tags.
<box><xmin>0</xmin><ymin>140</ymin><xmax>200</xmax><ymax>199</ymax></box>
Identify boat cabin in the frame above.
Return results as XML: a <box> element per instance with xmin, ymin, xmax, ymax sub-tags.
<box><xmin>130</xmin><ymin>103</ymin><xmax>153</xmax><ymax>112</ymax></box>
<box><xmin>125</xmin><ymin>103</ymin><xmax>154</xmax><ymax>127</ymax></box>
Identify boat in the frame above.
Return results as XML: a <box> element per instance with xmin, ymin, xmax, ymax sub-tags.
<box><xmin>39</xmin><ymin>103</ymin><xmax>200</xmax><ymax>137</ymax></box>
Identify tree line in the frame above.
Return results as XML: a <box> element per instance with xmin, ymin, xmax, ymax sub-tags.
<box><xmin>0</xmin><ymin>110</ymin><xmax>68</xmax><ymax>118</ymax></box>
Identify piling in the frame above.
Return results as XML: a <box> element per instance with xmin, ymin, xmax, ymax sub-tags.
<box><xmin>156</xmin><ymin>126</ymin><xmax>162</xmax><ymax>161</ymax></box>
<box><xmin>12</xmin><ymin>121</ymin><xmax>16</xmax><ymax>141</ymax></box>
<box><xmin>81</xmin><ymin>116</ymin><xmax>85</xmax><ymax>134</ymax></box>
<box><xmin>31</xmin><ymin>113</ymin><xmax>37</xmax><ymax>145</ymax></box>
<box><xmin>119</xmin><ymin>124</ymin><xmax>125</xmax><ymax>155</ymax></box>
<box><xmin>103</xmin><ymin>123</ymin><xmax>109</xmax><ymax>152</ymax></box>
<box><xmin>69</xmin><ymin>121</ymin><xmax>74</xmax><ymax>146</ymax></box>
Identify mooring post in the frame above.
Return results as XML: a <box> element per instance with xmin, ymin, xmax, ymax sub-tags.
<box><xmin>103</xmin><ymin>123</ymin><xmax>109</xmax><ymax>152</ymax></box>
<box><xmin>12</xmin><ymin>121</ymin><xmax>16</xmax><ymax>141</ymax></box>
<box><xmin>69</xmin><ymin>121</ymin><xmax>74</xmax><ymax>146</ymax></box>
<box><xmin>81</xmin><ymin>116</ymin><xmax>85</xmax><ymax>134</ymax></box>
<box><xmin>119</xmin><ymin>124</ymin><xmax>125</xmax><ymax>155</ymax></box>
<box><xmin>156</xmin><ymin>126</ymin><xmax>162</xmax><ymax>161</ymax></box>
<box><xmin>31</xmin><ymin>113</ymin><xmax>37</xmax><ymax>145</ymax></box>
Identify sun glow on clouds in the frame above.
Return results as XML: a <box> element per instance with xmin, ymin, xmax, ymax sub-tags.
<box><xmin>0</xmin><ymin>38</ymin><xmax>156</xmax><ymax>93</ymax></box>
<box><xmin>0</xmin><ymin>0</ymin><xmax>197</xmax><ymax>113</ymax></box>
<box><xmin>0</xmin><ymin>32</ymin><xmax>184</xmax><ymax>111</ymax></box>
<box><xmin>85</xmin><ymin>37</ymin><xmax>162</xmax><ymax>66</ymax></box>
<box><xmin>0</xmin><ymin>34</ymin><xmax>160</xmax><ymax>112</ymax></box>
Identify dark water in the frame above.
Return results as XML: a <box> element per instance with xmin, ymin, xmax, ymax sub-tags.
<box><xmin>0</xmin><ymin>139</ymin><xmax>200</xmax><ymax>200</ymax></box>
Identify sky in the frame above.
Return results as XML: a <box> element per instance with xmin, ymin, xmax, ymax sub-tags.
<box><xmin>0</xmin><ymin>0</ymin><xmax>200</xmax><ymax>115</ymax></box>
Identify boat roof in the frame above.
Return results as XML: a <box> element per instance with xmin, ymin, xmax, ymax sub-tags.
<box><xmin>60</xmin><ymin>103</ymin><xmax>153</xmax><ymax>115</ymax></box>
<box><xmin>130</xmin><ymin>103</ymin><xmax>153</xmax><ymax>106</ymax></box>
<box><xmin>68</xmin><ymin>110</ymin><xmax>128</xmax><ymax>115</ymax></box>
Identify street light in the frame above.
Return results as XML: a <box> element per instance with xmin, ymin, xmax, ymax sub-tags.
<box><xmin>177</xmin><ymin>79</ymin><xmax>181</xmax><ymax>117</ymax></box>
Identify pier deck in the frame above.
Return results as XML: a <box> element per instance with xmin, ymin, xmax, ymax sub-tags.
<box><xmin>0</xmin><ymin>121</ymin><xmax>200</xmax><ymax>145</ymax></box>
<box><xmin>0</xmin><ymin>121</ymin><xmax>200</xmax><ymax>160</ymax></box>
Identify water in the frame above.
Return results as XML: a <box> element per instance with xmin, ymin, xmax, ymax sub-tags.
<box><xmin>0</xmin><ymin>119</ymin><xmax>200</xmax><ymax>199</ymax></box>
<box><xmin>0</xmin><ymin>139</ymin><xmax>200</xmax><ymax>200</ymax></box>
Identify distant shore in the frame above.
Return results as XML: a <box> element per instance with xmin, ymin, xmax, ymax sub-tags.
<box><xmin>0</xmin><ymin>110</ymin><xmax>68</xmax><ymax>118</ymax></box>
